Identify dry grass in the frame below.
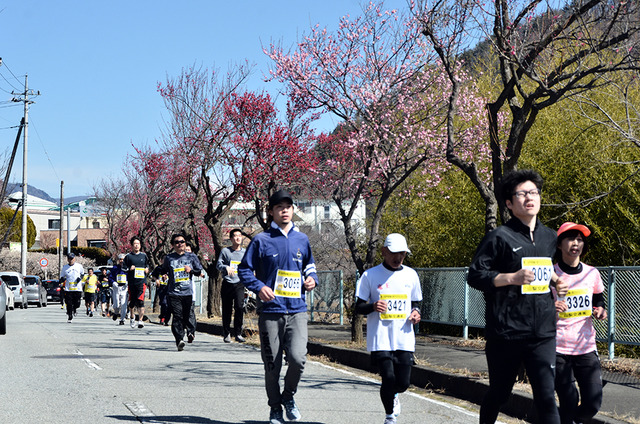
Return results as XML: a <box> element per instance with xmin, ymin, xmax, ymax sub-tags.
<box><xmin>413</xmin><ymin>356</ymin><xmax>488</xmax><ymax>378</ymax></box>
<box><xmin>602</xmin><ymin>357</ymin><xmax>640</xmax><ymax>379</ymax></box>
<box><xmin>421</xmin><ymin>335</ymin><xmax>486</xmax><ymax>350</ymax></box>
<box><xmin>307</xmin><ymin>337</ymin><xmax>366</xmax><ymax>350</ymax></box>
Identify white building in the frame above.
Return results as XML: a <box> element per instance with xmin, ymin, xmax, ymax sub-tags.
<box><xmin>4</xmin><ymin>192</ymin><xmax>106</xmax><ymax>250</ymax></box>
<box><xmin>220</xmin><ymin>197</ymin><xmax>366</xmax><ymax>237</ymax></box>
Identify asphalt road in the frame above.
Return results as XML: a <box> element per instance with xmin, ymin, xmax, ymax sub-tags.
<box><xmin>0</xmin><ymin>306</ymin><xmax>489</xmax><ymax>424</ymax></box>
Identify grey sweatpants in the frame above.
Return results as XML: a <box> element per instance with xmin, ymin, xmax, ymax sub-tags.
<box><xmin>258</xmin><ymin>312</ymin><xmax>308</xmax><ymax>408</ymax></box>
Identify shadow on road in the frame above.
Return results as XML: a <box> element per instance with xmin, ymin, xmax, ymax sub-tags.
<box><xmin>106</xmin><ymin>415</ymin><xmax>324</xmax><ymax>424</ymax></box>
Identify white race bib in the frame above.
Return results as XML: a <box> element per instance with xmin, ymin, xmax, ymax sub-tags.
<box><xmin>559</xmin><ymin>288</ymin><xmax>592</xmax><ymax>319</ymax></box>
<box><xmin>117</xmin><ymin>274</ymin><xmax>127</xmax><ymax>284</ymax></box>
<box><xmin>173</xmin><ymin>267</ymin><xmax>189</xmax><ymax>283</ymax></box>
<box><xmin>521</xmin><ymin>257</ymin><xmax>552</xmax><ymax>294</ymax></box>
<box><xmin>274</xmin><ymin>269</ymin><xmax>302</xmax><ymax>298</ymax></box>
<box><xmin>134</xmin><ymin>267</ymin><xmax>145</xmax><ymax>279</ymax></box>
<box><xmin>380</xmin><ymin>293</ymin><xmax>409</xmax><ymax>320</ymax></box>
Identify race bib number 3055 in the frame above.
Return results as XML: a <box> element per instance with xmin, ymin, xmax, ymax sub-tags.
<box><xmin>380</xmin><ymin>293</ymin><xmax>409</xmax><ymax>320</ymax></box>
<box><xmin>274</xmin><ymin>269</ymin><xmax>302</xmax><ymax>298</ymax></box>
<box><xmin>521</xmin><ymin>257</ymin><xmax>552</xmax><ymax>295</ymax></box>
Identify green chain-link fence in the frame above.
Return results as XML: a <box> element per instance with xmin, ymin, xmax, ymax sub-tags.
<box><xmin>307</xmin><ymin>270</ymin><xmax>344</xmax><ymax>324</ymax></box>
<box><xmin>308</xmin><ymin>266</ymin><xmax>640</xmax><ymax>360</ymax></box>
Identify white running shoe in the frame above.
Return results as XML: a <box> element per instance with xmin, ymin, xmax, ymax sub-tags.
<box><xmin>384</xmin><ymin>414</ymin><xmax>397</xmax><ymax>424</ymax></box>
<box><xmin>393</xmin><ymin>393</ymin><xmax>401</xmax><ymax>417</ymax></box>
<box><xmin>130</xmin><ymin>319</ymin><xmax>136</xmax><ymax>328</ymax></box>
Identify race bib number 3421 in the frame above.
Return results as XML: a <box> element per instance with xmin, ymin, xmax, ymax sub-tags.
<box><xmin>380</xmin><ymin>293</ymin><xmax>409</xmax><ymax>320</ymax></box>
<box><xmin>521</xmin><ymin>257</ymin><xmax>552</xmax><ymax>295</ymax></box>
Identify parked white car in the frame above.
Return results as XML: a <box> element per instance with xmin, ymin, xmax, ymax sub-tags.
<box><xmin>0</xmin><ymin>271</ymin><xmax>28</xmax><ymax>309</ymax></box>
<box><xmin>0</xmin><ymin>279</ymin><xmax>6</xmax><ymax>334</ymax></box>
<box><xmin>4</xmin><ymin>283</ymin><xmax>15</xmax><ymax>310</ymax></box>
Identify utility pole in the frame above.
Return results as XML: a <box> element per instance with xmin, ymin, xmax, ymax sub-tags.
<box><xmin>11</xmin><ymin>74</ymin><xmax>39</xmax><ymax>276</ymax></box>
<box><xmin>59</xmin><ymin>181</ymin><xmax>64</xmax><ymax>275</ymax></box>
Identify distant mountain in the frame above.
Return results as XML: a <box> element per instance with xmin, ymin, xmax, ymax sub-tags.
<box><xmin>4</xmin><ymin>182</ymin><xmax>89</xmax><ymax>205</ymax></box>
<box><xmin>5</xmin><ymin>182</ymin><xmax>57</xmax><ymax>203</ymax></box>
<box><xmin>62</xmin><ymin>195</ymin><xmax>89</xmax><ymax>204</ymax></box>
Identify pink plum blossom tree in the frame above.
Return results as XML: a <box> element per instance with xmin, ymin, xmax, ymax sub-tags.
<box><xmin>266</xmin><ymin>1</ymin><xmax>488</xmax><ymax>340</ymax></box>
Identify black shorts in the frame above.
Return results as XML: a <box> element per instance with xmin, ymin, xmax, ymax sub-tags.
<box><xmin>370</xmin><ymin>350</ymin><xmax>415</xmax><ymax>369</ymax></box>
<box><xmin>128</xmin><ymin>282</ymin><xmax>146</xmax><ymax>308</ymax></box>
<box><xmin>84</xmin><ymin>292</ymin><xmax>97</xmax><ymax>303</ymax></box>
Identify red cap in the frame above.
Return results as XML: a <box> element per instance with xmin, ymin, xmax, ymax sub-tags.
<box><xmin>557</xmin><ymin>222</ymin><xmax>591</xmax><ymax>237</ymax></box>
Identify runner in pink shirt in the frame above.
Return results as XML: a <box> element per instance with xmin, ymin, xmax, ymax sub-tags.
<box><xmin>552</xmin><ymin>222</ymin><xmax>607</xmax><ymax>424</ymax></box>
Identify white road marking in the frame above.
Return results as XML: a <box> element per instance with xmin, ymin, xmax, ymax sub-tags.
<box><xmin>124</xmin><ymin>401</ymin><xmax>170</xmax><ymax>423</ymax></box>
<box><xmin>312</xmin><ymin>360</ymin><xmax>506</xmax><ymax>423</ymax></box>
<box><xmin>74</xmin><ymin>349</ymin><xmax>102</xmax><ymax>370</ymax></box>
<box><xmin>124</xmin><ymin>401</ymin><xmax>155</xmax><ymax>417</ymax></box>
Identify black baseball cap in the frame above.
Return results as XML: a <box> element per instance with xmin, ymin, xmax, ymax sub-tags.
<box><xmin>268</xmin><ymin>190</ymin><xmax>294</xmax><ymax>209</ymax></box>
<box><xmin>66</xmin><ymin>252</ymin><xmax>75</xmax><ymax>259</ymax></box>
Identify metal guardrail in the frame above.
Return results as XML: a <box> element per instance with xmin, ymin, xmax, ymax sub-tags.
<box><xmin>148</xmin><ymin>271</ymin><xmax>206</xmax><ymax>314</ymax></box>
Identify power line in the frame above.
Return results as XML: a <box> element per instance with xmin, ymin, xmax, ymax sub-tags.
<box><xmin>28</xmin><ymin>116</ymin><xmax>61</xmax><ymax>182</ymax></box>
<box><xmin>0</xmin><ymin>103</ymin><xmax>22</xmax><ymax>110</ymax></box>
<box><xmin>0</xmin><ymin>57</ymin><xmax>23</xmax><ymax>91</ymax></box>
<box><xmin>0</xmin><ymin>70</ymin><xmax>21</xmax><ymax>93</ymax></box>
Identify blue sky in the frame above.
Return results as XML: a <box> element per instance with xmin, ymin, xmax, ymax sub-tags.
<box><xmin>1</xmin><ymin>0</ymin><xmax>407</xmax><ymax>198</ymax></box>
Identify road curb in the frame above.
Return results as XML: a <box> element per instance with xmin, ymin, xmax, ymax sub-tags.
<box><xmin>166</xmin><ymin>314</ymin><xmax>625</xmax><ymax>424</ymax></box>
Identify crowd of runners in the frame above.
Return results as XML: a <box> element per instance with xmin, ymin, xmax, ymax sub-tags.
<box><xmin>56</xmin><ymin>178</ymin><xmax>605</xmax><ymax>424</ymax></box>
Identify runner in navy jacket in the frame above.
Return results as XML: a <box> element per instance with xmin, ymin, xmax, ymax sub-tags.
<box><xmin>238</xmin><ymin>190</ymin><xmax>318</xmax><ymax>424</ymax></box>
<box><xmin>238</xmin><ymin>222</ymin><xmax>317</xmax><ymax>315</ymax></box>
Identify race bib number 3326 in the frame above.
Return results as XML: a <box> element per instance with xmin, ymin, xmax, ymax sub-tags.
<box><xmin>559</xmin><ymin>288</ymin><xmax>592</xmax><ymax>319</ymax></box>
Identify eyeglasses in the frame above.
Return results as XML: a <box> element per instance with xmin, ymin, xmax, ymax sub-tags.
<box><xmin>513</xmin><ymin>189</ymin><xmax>541</xmax><ymax>199</ymax></box>
<box><xmin>173</xmin><ymin>240</ymin><xmax>186</xmax><ymax>245</ymax></box>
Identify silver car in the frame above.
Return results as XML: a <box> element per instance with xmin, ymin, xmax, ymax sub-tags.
<box><xmin>24</xmin><ymin>275</ymin><xmax>47</xmax><ymax>307</ymax></box>
<box><xmin>0</xmin><ymin>272</ymin><xmax>27</xmax><ymax>309</ymax></box>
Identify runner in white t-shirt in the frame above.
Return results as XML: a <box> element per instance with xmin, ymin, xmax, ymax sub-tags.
<box><xmin>552</xmin><ymin>222</ymin><xmax>607</xmax><ymax>424</ymax></box>
<box><xmin>355</xmin><ymin>233</ymin><xmax>422</xmax><ymax>424</ymax></box>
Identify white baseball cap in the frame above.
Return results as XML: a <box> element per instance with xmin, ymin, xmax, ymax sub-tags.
<box><xmin>383</xmin><ymin>233</ymin><xmax>411</xmax><ymax>253</ymax></box>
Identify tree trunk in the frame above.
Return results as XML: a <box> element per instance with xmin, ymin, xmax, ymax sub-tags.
<box><xmin>206</xmin><ymin>263</ymin><xmax>222</xmax><ymax>318</ymax></box>
<box><xmin>351</xmin><ymin>313</ymin><xmax>364</xmax><ymax>343</ymax></box>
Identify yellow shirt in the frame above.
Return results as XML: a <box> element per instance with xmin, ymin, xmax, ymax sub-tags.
<box><xmin>83</xmin><ymin>275</ymin><xmax>98</xmax><ymax>293</ymax></box>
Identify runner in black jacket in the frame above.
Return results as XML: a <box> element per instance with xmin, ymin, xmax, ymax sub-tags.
<box><xmin>468</xmin><ymin>169</ymin><xmax>568</xmax><ymax>424</ymax></box>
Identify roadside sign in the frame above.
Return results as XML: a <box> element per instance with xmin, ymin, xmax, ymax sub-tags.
<box><xmin>39</xmin><ymin>258</ymin><xmax>49</xmax><ymax>268</ymax></box>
